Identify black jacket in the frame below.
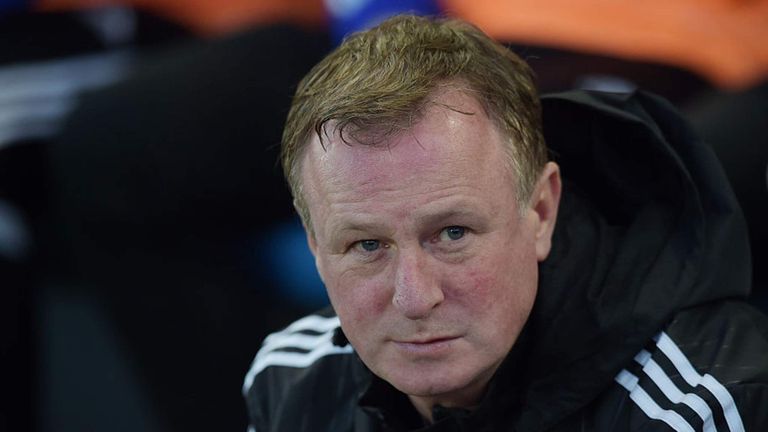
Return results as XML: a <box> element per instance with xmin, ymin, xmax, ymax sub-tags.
<box><xmin>243</xmin><ymin>91</ymin><xmax>768</xmax><ymax>431</ymax></box>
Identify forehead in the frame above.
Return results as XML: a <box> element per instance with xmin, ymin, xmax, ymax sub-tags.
<box><xmin>299</xmin><ymin>86</ymin><xmax>516</xmax><ymax>223</ymax></box>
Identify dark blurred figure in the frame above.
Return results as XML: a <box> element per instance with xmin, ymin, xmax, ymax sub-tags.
<box><xmin>1</xmin><ymin>2</ymin><xmax>329</xmax><ymax>431</ymax></box>
<box><xmin>43</xmin><ymin>25</ymin><xmax>329</xmax><ymax>432</ymax></box>
<box><xmin>0</xmin><ymin>5</ymin><xmax>187</xmax><ymax>431</ymax></box>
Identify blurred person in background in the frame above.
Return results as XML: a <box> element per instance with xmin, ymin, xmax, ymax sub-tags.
<box><xmin>1</xmin><ymin>1</ymin><xmax>328</xmax><ymax>431</ymax></box>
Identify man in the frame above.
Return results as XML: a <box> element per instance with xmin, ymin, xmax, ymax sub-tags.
<box><xmin>244</xmin><ymin>15</ymin><xmax>768</xmax><ymax>431</ymax></box>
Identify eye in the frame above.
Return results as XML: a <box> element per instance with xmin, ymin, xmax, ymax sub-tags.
<box><xmin>354</xmin><ymin>239</ymin><xmax>381</xmax><ymax>252</ymax></box>
<box><xmin>439</xmin><ymin>226</ymin><xmax>466</xmax><ymax>241</ymax></box>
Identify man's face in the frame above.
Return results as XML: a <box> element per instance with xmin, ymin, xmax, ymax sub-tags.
<box><xmin>301</xmin><ymin>87</ymin><xmax>559</xmax><ymax>410</ymax></box>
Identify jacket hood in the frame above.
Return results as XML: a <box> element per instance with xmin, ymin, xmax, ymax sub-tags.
<box><xmin>510</xmin><ymin>90</ymin><xmax>751</xmax><ymax>430</ymax></box>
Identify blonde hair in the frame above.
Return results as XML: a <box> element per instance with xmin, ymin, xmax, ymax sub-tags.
<box><xmin>281</xmin><ymin>14</ymin><xmax>547</xmax><ymax>227</ymax></box>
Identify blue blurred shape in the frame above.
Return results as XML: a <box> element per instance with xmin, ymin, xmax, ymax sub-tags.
<box><xmin>326</xmin><ymin>0</ymin><xmax>441</xmax><ymax>45</ymax></box>
<box><xmin>257</xmin><ymin>219</ymin><xmax>328</xmax><ymax>310</ymax></box>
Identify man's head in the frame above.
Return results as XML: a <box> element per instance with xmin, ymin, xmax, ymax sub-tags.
<box><xmin>280</xmin><ymin>15</ymin><xmax>561</xmax><ymax>420</ymax></box>
<box><xmin>282</xmin><ymin>15</ymin><xmax>547</xmax><ymax>228</ymax></box>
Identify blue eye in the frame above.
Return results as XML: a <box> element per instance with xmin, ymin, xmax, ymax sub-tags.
<box><xmin>440</xmin><ymin>226</ymin><xmax>466</xmax><ymax>241</ymax></box>
<box><xmin>357</xmin><ymin>239</ymin><xmax>380</xmax><ymax>252</ymax></box>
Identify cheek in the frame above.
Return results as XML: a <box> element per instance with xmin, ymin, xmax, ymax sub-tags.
<box><xmin>460</xmin><ymin>267</ymin><xmax>497</xmax><ymax>307</ymax></box>
<box><xmin>324</xmin><ymin>270</ymin><xmax>391</xmax><ymax>328</ymax></box>
<box><xmin>455</xmin><ymin>242</ymin><xmax>539</xmax><ymax>319</ymax></box>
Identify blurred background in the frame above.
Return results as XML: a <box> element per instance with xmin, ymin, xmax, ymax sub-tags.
<box><xmin>1</xmin><ymin>0</ymin><xmax>766</xmax><ymax>430</ymax></box>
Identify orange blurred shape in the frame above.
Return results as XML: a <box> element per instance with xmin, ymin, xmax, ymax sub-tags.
<box><xmin>37</xmin><ymin>0</ymin><xmax>327</xmax><ymax>36</ymax></box>
<box><xmin>443</xmin><ymin>0</ymin><xmax>768</xmax><ymax>90</ymax></box>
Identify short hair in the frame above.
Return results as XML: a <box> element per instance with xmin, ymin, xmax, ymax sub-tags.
<box><xmin>281</xmin><ymin>14</ymin><xmax>547</xmax><ymax>228</ymax></box>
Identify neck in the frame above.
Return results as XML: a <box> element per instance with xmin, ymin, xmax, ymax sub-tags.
<box><xmin>407</xmin><ymin>384</ymin><xmax>486</xmax><ymax>423</ymax></box>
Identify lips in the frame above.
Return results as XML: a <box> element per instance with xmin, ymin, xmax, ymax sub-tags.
<box><xmin>397</xmin><ymin>336</ymin><xmax>457</xmax><ymax>344</ymax></box>
<box><xmin>392</xmin><ymin>336</ymin><xmax>460</xmax><ymax>355</ymax></box>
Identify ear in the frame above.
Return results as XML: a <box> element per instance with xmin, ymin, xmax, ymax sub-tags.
<box><xmin>529</xmin><ymin>162</ymin><xmax>562</xmax><ymax>261</ymax></box>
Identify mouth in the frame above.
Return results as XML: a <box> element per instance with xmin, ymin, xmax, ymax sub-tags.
<box><xmin>392</xmin><ymin>336</ymin><xmax>460</xmax><ymax>355</ymax></box>
<box><xmin>398</xmin><ymin>336</ymin><xmax>458</xmax><ymax>344</ymax></box>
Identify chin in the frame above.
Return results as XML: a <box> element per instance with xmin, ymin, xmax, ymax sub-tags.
<box><xmin>381</xmin><ymin>359</ymin><xmax>485</xmax><ymax>399</ymax></box>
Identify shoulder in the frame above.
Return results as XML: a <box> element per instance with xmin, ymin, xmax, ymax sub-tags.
<box><xmin>660</xmin><ymin>300</ymin><xmax>768</xmax><ymax>396</ymax></box>
<box><xmin>608</xmin><ymin>300</ymin><xmax>768</xmax><ymax>431</ymax></box>
<box><xmin>242</xmin><ymin>309</ymin><xmax>364</xmax><ymax>432</ymax></box>
<box><xmin>242</xmin><ymin>310</ymin><xmax>354</xmax><ymax>395</ymax></box>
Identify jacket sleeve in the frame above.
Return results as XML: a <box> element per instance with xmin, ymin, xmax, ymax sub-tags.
<box><xmin>243</xmin><ymin>351</ymin><xmax>271</xmax><ymax>432</ymax></box>
<box><xmin>244</xmin><ymin>384</ymin><xmax>269</xmax><ymax>432</ymax></box>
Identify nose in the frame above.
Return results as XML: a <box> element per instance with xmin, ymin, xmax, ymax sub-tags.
<box><xmin>392</xmin><ymin>249</ymin><xmax>444</xmax><ymax>320</ymax></box>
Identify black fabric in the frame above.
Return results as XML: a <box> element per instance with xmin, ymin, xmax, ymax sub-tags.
<box><xmin>685</xmin><ymin>81</ymin><xmax>768</xmax><ymax>310</ymax></box>
<box><xmin>518</xmin><ymin>90</ymin><xmax>752</xmax><ymax>430</ymax></box>
<box><xmin>244</xmin><ymin>90</ymin><xmax>768</xmax><ymax>431</ymax></box>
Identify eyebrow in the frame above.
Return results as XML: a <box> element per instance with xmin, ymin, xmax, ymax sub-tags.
<box><xmin>414</xmin><ymin>208</ymin><xmax>480</xmax><ymax>228</ymax></box>
<box><xmin>330</xmin><ymin>220</ymin><xmax>382</xmax><ymax>236</ymax></box>
<box><xmin>328</xmin><ymin>206</ymin><xmax>483</xmax><ymax>239</ymax></box>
